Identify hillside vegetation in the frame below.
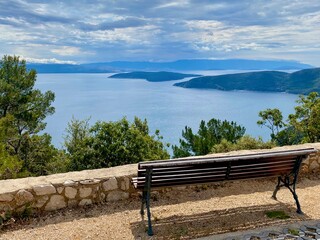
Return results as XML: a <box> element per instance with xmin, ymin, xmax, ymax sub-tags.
<box><xmin>174</xmin><ymin>68</ymin><xmax>320</xmax><ymax>94</ymax></box>
<box><xmin>109</xmin><ymin>71</ymin><xmax>200</xmax><ymax>82</ymax></box>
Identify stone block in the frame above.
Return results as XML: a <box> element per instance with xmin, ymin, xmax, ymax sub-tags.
<box><xmin>0</xmin><ymin>193</ymin><xmax>14</xmax><ymax>202</ymax></box>
<box><xmin>15</xmin><ymin>190</ymin><xmax>34</xmax><ymax>206</ymax></box>
<box><xmin>63</xmin><ymin>180</ymin><xmax>78</xmax><ymax>187</ymax></box>
<box><xmin>33</xmin><ymin>184</ymin><xmax>56</xmax><ymax>196</ymax></box>
<box><xmin>80</xmin><ymin>179</ymin><xmax>100</xmax><ymax>185</ymax></box>
<box><xmin>57</xmin><ymin>187</ymin><xmax>64</xmax><ymax>194</ymax></box>
<box><xmin>79</xmin><ymin>199</ymin><xmax>92</xmax><ymax>206</ymax></box>
<box><xmin>107</xmin><ymin>191</ymin><xmax>129</xmax><ymax>202</ymax></box>
<box><xmin>79</xmin><ymin>187</ymin><xmax>92</xmax><ymax>198</ymax></box>
<box><xmin>34</xmin><ymin>195</ymin><xmax>49</xmax><ymax>208</ymax></box>
<box><xmin>120</xmin><ymin>177</ymin><xmax>130</xmax><ymax>191</ymax></box>
<box><xmin>65</xmin><ymin>187</ymin><xmax>77</xmax><ymax>199</ymax></box>
<box><xmin>103</xmin><ymin>177</ymin><xmax>118</xmax><ymax>192</ymax></box>
<box><xmin>45</xmin><ymin>195</ymin><xmax>66</xmax><ymax>211</ymax></box>
<box><xmin>310</xmin><ymin>160</ymin><xmax>320</xmax><ymax>171</ymax></box>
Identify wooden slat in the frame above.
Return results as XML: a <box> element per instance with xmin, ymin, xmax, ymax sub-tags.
<box><xmin>231</xmin><ymin>159</ymin><xmax>295</xmax><ymax>169</ymax></box>
<box><xmin>229</xmin><ymin>166</ymin><xmax>292</xmax><ymax>176</ymax></box>
<box><xmin>135</xmin><ymin>175</ymin><xmax>226</xmax><ymax>188</ymax></box>
<box><xmin>230</xmin><ymin>163</ymin><xmax>294</xmax><ymax>173</ymax></box>
<box><xmin>138</xmin><ymin>167</ymin><xmax>228</xmax><ymax>177</ymax></box>
<box><xmin>138</xmin><ymin>148</ymin><xmax>315</xmax><ymax>168</ymax></box>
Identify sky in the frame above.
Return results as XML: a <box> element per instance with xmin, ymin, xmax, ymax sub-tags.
<box><xmin>1</xmin><ymin>0</ymin><xmax>320</xmax><ymax>66</ymax></box>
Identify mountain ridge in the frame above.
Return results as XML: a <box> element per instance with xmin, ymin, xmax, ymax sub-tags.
<box><xmin>174</xmin><ymin>68</ymin><xmax>320</xmax><ymax>94</ymax></box>
<box><xmin>109</xmin><ymin>71</ymin><xmax>201</xmax><ymax>82</ymax></box>
<box><xmin>28</xmin><ymin>59</ymin><xmax>313</xmax><ymax>73</ymax></box>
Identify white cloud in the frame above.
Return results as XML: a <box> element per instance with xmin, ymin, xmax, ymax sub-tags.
<box><xmin>155</xmin><ymin>0</ymin><xmax>190</xmax><ymax>9</ymax></box>
<box><xmin>22</xmin><ymin>56</ymin><xmax>77</xmax><ymax>64</ymax></box>
<box><xmin>51</xmin><ymin>46</ymin><xmax>81</xmax><ymax>56</ymax></box>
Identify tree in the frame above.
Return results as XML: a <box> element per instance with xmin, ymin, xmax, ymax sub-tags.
<box><xmin>258</xmin><ymin>92</ymin><xmax>320</xmax><ymax>146</ymax></box>
<box><xmin>173</xmin><ymin>118</ymin><xmax>246</xmax><ymax>158</ymax></box>
<box><xmin>64</xmin><ymin>117</ymin><xmax>170</xmax><ymax>171</ymax></box>
<box><xmin>0</xmin><ymin>55</ymin><xmax>58</xmax><ymax>177</ymax></box>
<box><xmin>0</xmin><ymin>55</ymin><xmax>55</xmax><ymax>156</ymax></box>
<box><xmin>288</xmin><ymin>92</ymin><xmax>320</xmax><ymax>143</ymax></box>
<box><xmin>257</xmin><ymin>108</ymin><xmax>285</xmax><ymax>141</ymax></box>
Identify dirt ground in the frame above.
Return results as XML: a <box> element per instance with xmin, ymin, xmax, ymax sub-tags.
<box><xmin>0</xmin><ymin>177</ymin><xmax>319</xmax><ymax>240</ymax></box>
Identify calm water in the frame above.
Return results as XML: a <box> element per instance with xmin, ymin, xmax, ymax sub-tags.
<box><xmin>35</xmin><ymin>72</ymin><xmax>298</xmax><ymax>153</ymax></box>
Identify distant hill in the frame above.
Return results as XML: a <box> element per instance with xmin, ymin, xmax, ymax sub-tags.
<box><xmin>109</xmin><ymin>71</ymin><xmax>201</xmax><ymax>82</ymax></box>
<box><xmin>28</xmin><ymin>59</ymin><xmax>313</xmax><ymax>73</ymax></box>
<box><xmin>27</xmin><ymin>63</ymin><xmax>113</xmax><ymax>73</ymax></box>
<box><xmin>174</xmin><ymin>68</ymin><xmax>320</xmax><ymax>94</ymax></box>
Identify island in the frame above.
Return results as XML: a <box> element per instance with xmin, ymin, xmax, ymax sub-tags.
<box><xmin>174</xmin><ymin>68</ymin><xmax>320</xmax><ymax>94</ymax></box>
<box><xmin>109</xmin><ymin>71</ymin><xmax>201</xmax><ymax>82</ymax></box>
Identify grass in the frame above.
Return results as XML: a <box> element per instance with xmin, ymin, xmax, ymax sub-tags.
<box><xmin>265</xmin><ymin>210</ymin><xmax>290</xmax><ymax>220</ymax></box>
<box><xmin>288</xmin><ymin>228</ymin><xmax>300</xmax><ymax>236</ymax></box>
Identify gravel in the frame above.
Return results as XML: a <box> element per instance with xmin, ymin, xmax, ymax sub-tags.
<box><xmin>1</xmin><ymin>177</ymin><xmax>319</xmax><ymax>240</ymax></box>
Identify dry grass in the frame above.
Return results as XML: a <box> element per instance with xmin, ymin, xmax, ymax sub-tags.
<box><xmin>0</xmin><ymin>177</ymin><xmax>320</xmax><ymax>240</ymax></box>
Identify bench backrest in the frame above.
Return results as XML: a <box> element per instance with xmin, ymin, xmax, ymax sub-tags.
<box><xmin>133</xmin><ymin>148</ymin><xmax>316</xmax><ymax>189</ymax></box>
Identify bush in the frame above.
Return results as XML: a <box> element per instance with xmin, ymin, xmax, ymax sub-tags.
<box><xmin>212</xmin><ymin>135</ymin><xmax>275</xmax><ymax>153</ymax></box>
<box><xmin>64</xmin><ymin>117</ymin><xmax>169</xmax><ymax>171</ymax></box>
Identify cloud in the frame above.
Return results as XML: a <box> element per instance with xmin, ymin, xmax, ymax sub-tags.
<box><xmin>51</xmin><ymin>46</ymin><xmax>82</xmax><ymax>56</ymax></box>
<box><xmin>22</xmin><ymin>56</ymin><xmax>77</xmax><ymax>64</ymax></box>
<box><xmin>0</xmin><ymin>0</ymin><xmax>320</xmax><ymax>65</ymax></box>
<box><xmin>78</xmin><ymin>17</ymin><xmax>147</xmax><ymax>31</ymax></box>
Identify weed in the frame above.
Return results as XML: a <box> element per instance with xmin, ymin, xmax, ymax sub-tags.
<box><xmin>265</xmin><ymin>210</ymin><xmax>290</xmax><ymax>219</ymax></box>
<box><xmin>288</xmin><ymin>228</ymin><xmax>299</xmax><ymax>236</ymax></box>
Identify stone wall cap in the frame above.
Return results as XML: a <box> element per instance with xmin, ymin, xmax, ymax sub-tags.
<box><xmin>0</xmin><ymin>163</ymin><xmax>137</xmax><ymax>194</ymax></box>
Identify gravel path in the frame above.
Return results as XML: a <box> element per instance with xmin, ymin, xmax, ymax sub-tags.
<box><xmin>0</xmin><ymin>178</ymin><xmax>319</xmax><ymax>240</ymax></box>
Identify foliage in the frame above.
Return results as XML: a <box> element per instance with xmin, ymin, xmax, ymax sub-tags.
<box><xmin>18</xmin><ymin>134</ymin><xmax>60</xmax><ymax>176</ymax></box>
<box><xmin>288</xmin><ymin>92</ymin><xmax>320</xmax><ymax>143</ymax></box>
<box><xmin>257</xmin><ymin>108</ymin><xmax>285</xmax><ymax>141</ymax></box>
<box><xmin>0</xmin><ymin>122</ymin><xmax>23</xmax><ymax>179</ymax></box>
<box><xmin>259</xmin><ymin>92</ymin><xmax>320</xmax><ymax>146</ymax></box>
<box><xmin>0</xmin><ymin>55</ymin><xmax>58</xmax><ymax>178</ymax></box>
<box><xmin>212</xmin><ymin>135</ymin><xmax>275</xmax><ymax>153</ymax></box>
<box><xmin>172</xmin><ymin>118</ymin><xmax>246</xmax><ymax>158</ymax></box>
<box><xmin>275</xmin><ymin>126</ymin><xmax>304</xmax><ymax>146</ymax></box>
<box><xmin>64</xmin><ymin>117</ymin><xmax>169</xmax><ymax>171</ymax></box>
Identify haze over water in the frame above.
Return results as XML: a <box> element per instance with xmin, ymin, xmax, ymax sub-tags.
<box><xmin>36</xmin><ymin>71</ymin><xmax>298</xmax><ymax>154</ymax></box>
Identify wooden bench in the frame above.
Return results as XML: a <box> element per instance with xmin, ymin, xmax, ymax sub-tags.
<box><xmin>132</xmin><ymin>148</ymin><xmax>316</xmax><ymax>236</ymax></box>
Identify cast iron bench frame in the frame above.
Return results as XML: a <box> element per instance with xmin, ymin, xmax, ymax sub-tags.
<box><xmin>132</xmin><ymin>148</ymin><xmax>316</xmax><ymax>236</ymax></box>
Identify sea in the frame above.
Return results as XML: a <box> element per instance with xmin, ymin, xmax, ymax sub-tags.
<box><xmin>35</xmin><ymin>71</ymin><xmax>298</xmax><ymax>154</ymax></box>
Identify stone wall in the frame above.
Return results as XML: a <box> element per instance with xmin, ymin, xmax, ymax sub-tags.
<box><xmin>0</xmin><ymin>143</ymin><xmax>319</xmax><ymax>216</ymax></box>
<box><xmin>0</xmin><ymin>164</ymin><xmax>137</xmax><ymax>216</ymax></box>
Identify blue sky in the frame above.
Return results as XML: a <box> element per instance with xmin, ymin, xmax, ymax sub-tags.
<box><xmin>1</xmin><ymin>0</ymin><xmax>320</xmax><ymax>66</ymax></box>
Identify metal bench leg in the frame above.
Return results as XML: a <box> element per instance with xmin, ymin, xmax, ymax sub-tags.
<box><xmin>272</xmin><ymin>176</ymin><xmax>281</xmax><ymax>200</ymax></box>
<box><xmin>145</xmin><ymin>168</ymin><xmax>153</xmax><ymax>236</ymax></box>
<box><xmin>271</xmin><ymin>156</ymin><xmax>303</xmax><ymax>214</ymax></box>
<box><xmin>146</xmin><ymin>185</ymin><xmax>153</xmax><ymax>236</ymax></box>
<box><xmin>140</xmin><ymin>190</ymin><xmax>146</xmax><ymax>216</ymax></box>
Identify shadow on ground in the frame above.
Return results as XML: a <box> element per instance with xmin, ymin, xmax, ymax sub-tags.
<box><xmin>131</xmin><ymin>203</ymin><xmax>311</xmax><ymax>240</ymax></box>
